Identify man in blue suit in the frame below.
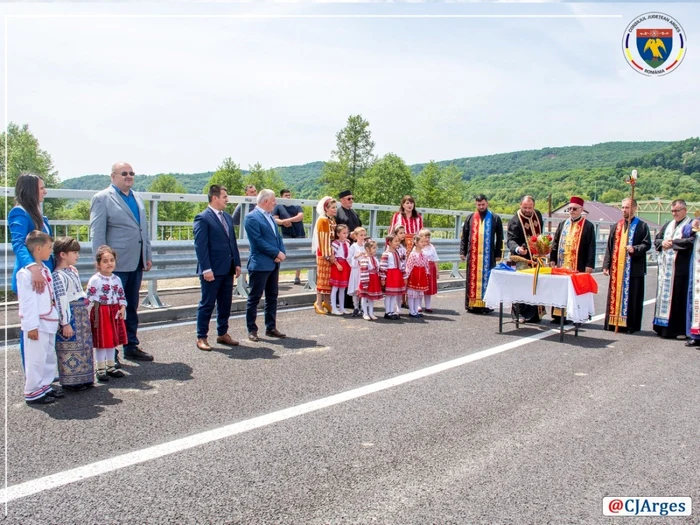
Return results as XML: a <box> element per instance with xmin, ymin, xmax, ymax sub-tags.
<box><xmin>244</xmin><ymin>189</ymin><xmax>287</xmax><ymax>341</ymax></box>
<box><xmin>194</xmin><ymin>185</ymin><xmax>242</xmax><ymax>351</ymax></box>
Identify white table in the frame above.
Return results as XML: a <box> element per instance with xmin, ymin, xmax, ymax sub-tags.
<box><xmin>483</xmin><ymin>270</ymin><xmax>596</xmax><ymax>341</ymax></box>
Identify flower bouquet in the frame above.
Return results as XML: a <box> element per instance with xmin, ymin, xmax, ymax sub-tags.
<box><xmin>526</xmin><ymin>233</ymin><xmax>554</xmax><ymax>294</ymax></box>
<box><xmin>527</xmin><ymin>234</ymin><xmax>553</xmax><ymax>259</ymax></box>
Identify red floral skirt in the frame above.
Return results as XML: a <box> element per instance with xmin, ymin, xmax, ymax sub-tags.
<box><xmin>426</xmin><ymin>261</ymin><xmax>438</xmax><ymax>296</ymax></box>
<box><xmin>359</xmin><ymin>273</ymin><xmax>384</xmax><ymax>300</ymax></box>
<box><xmin>329</xmin><ymin>259</ymin><xmax>351</xmax><ymax>288</ymax></box>
<box><xmin>384</xmin><ymin>268</ymin><xmax>406</xmax><ymax>296</ymax></box>
<box><xmin>90</xmin><ymin>304</ymin><xmax>128</xmax><ymax>349</ymax></box>
<box><xmin>407</xmin><ymin>266</ymin><xmax>429</xmax><ymax>292</ymax></box>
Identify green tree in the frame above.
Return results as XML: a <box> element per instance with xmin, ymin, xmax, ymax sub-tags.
<box><xmin>149</xmin><ymin>174</ymin><xmax>195</xmax><ymax>222</ymax></box>
<box><xmin>357</xmin><ymin>153</ymin><xmax>414</xmax><ymax>205</ymax></box>
<box><xmin>414</xmin><ymin>161</ymin><xmax>442</xmax><ymax>209</ymax></box>
<box><xmin>244</xmin><ymin>162</ymin><xmax>267</xmax><ymax>192</ymax></box>
<box><xmin>66</xmin><ymin>200</ymin><xmax>91</xmax><ymax>220</ymax></box>
<box><xmin>245</xmin><ymin>162</ymin><xmax>285</xmax><ymax>195</ymax></box>
<box><xmin>600</xmin><ymin>188</ymin><xmax>626</xmax><ymax>204</ymax></box>
<box><xmin>320</xmin><ymin>114</ymin><xmax>375</xmax><ymax>196</ymax></box>
<box><xmin>319</xmin><ymin>159</ymin><xmax>350</xmax><ymax>199</ymax></box>
<box><xmin>0</xmin><ymin>122</ymin><xmax>63</xmax><ymax>218</ymax></box>
<box><xmin>414</xmin><ymin>162</ymin><xmax>467</xmax><ymax>228</ymax></box>
<box><xmin>263</xmin><ymin>168</ymin><xmax>285</xmax><ymax>195</ymax></box>
<box><xmin>204</xmin><ymin>157</ymin><xmax>244</xmax><ymax>198</ymax></box>
<box><xmin>441</xmin><ymin>164</ymin><xmax>467</xmax><ymax>211</ymax></box>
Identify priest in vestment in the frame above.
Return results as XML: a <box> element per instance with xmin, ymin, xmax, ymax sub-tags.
<box><xmin>460</xmin><ymin>195</ymin><xmax>503</xmax><ymax>313</ymax></box>
<box><xmin>506</xmin><ymin>195</ymin><xmax>545</xmax><ymax>323</ymax></box>
<box><xmin>602</xmin><ymin>198</ymin><xmax>651</xmax><ymax>334</ymax></box>
<box><xmin>682</xmin><ymin>217</ymin><xmax>700</xmax><ymax>347</ymax></box>
<box><xmin>549</xmin><ymin>196</ymin><xmax>596</xmax><ymax>324</ymax></box>
<box><xmin>652</xmin><ymin>199</ymin><xmax>692</xmax><ymax>339</ymax></box>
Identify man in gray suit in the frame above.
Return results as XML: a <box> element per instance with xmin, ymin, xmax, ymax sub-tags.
<box><xmin>90</xmin><ymin>162</ymin><xmax>154</xmax><ymax>363</ymax></box>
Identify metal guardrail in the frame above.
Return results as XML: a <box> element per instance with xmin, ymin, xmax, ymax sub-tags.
<box><xmin>1</xmin><ymin>237</ymin><xmax>465</xmax><ymax>306</ymax></box>
<box><xmin>2</xmin><ymin>187</ymin><xmax>658</xmax><ymax>307</ymax></box>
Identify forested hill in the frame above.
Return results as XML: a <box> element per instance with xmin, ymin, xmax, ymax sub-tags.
<box><xmin>60</xmin><ymin>140</ymin><xmax>700</xmax><ymax>209</ymax></box>
<box><xmin>61</xmin><ymin>172</ymin><xmax>215</xmax><ymax>193</ymax></box>
<box><xmin>458</xmin><ymin>138</ymin><xmax>700</xmax><ymax>212</ymax></box>
<box><xmin>409</xmin><ymin>141</ymin><xmax>672</xmax><ymax>179</ymax></box>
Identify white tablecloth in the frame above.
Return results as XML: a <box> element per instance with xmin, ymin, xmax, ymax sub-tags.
<box><xmin>483</xmin><ymin>270</ymin><xmax>595</xmax><ymax>323</ymax></box>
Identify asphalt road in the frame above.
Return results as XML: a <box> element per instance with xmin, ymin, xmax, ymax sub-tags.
<box><xmin>3</xmin><ymin>268</ymin><xmax>700</xmax><ymax>524</ymax></box>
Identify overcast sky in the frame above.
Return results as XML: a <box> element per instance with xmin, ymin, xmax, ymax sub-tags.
<box><xmin>1</xmin><ymin>2</ymin><xmax>698</xmax><ymax>180</ymax></box>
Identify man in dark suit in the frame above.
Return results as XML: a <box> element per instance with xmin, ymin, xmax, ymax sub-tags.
<box><xmin>335</xmin><ymin>189</ymin><xmax>361</xmax><ymax>238</ymax></box>
<box><xmin>244</xmin><ymin>189</ymin><xmax>287</xmax><ymax>341</ymax></box>
<box><xmin>194</xmin><ymin>185</ymin><xmax>242</xmax><ymax>351</ymax></box>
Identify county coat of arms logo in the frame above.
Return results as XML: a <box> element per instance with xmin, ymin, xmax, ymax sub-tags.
<box><xmin>622</xmin><ymin>12</ymin><xmax>686</xmax><ymax>76</ymax></box>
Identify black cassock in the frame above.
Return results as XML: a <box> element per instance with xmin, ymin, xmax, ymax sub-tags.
<box><xmin>460</xmin><ymin>211</ymin><xmax>503</xmax><ymax>312</ymax></box>
<box><xmin>652</xmin><ymin>220</ymin><xmax>693</xmax><ymax>339</ymax></box>
<box><xmin>549</xmin><ymin>218</ymin><xmax>597</xmax><ymax>323</ymax></box>
<box><xmin>602</xmin><ymin>218</ymin><xmax>651</xmax><ymax>333</ymax></box>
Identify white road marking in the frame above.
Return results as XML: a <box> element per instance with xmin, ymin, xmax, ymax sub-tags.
<box><xmin>2</xmin><ymin>299</ymin><xmax>656</xmax><ymax>504</ymax></box>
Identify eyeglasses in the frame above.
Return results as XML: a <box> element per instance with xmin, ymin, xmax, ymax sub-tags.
<box><xmin>119</xmin><ymin>171</ymin><xmax>135</xmax><ymax>177</ymax></box>
<box><xmin>569</xmin><ymin>206</ymin><xmax>582</xmax><ymax>211</ymax></box>
<box><xmin>345</xmin><ymin>196</ymin><xmax>354</xmax><ymax>201</ymax></box>
<box><xmin>671</xmin><ymin>208</ymin><xmax>686</xmax><ymax>213</ymax></box>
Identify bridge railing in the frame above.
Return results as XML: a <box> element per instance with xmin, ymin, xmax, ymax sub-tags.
<box><xmin>2</xmin><ymin>188</ymin><xmax>657</xmax><ymax>307</ymax></box>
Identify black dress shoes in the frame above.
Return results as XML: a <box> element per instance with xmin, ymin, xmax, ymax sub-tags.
<box><xmin>265</xmin><ymin>328</ymin><xmax>286</xmax><ymax>338</ymax></box>
<box><xmin>248</xmin><ymin>332</ymin><xmax>260</xmax><ymax>342</ymax></box>
<box><xmin>685</xmin><ymin>339</ymin><xmax>699</xmax><ymax>347</ymax></box>
<box><xmin>124</xmin><ymin>347</ymin><xmax>154</xmax><ymax>361</ymax></box>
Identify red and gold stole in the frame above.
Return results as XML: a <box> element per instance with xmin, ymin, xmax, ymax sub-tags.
<box><xmin>517</xmin><ymin>211</ymin><xmax>541</xmax><ymax>259</ymax></box>
<box><xmin>607</xmin><ymin>218</ymin><xmax>638</xmax><ymax>328</ymax></box>
<box><xmin>467</xmin><ymin>211</ymin><xmax>493</xmax><ymax>308</ymax></box>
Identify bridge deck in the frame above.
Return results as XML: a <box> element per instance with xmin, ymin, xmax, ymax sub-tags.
<box><xmin>3</xmin><ymin>268</ymin><xmax>699</xmax><ymax>523</ymax></box>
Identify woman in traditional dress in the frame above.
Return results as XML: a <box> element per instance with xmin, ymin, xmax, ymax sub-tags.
<box><xmin>389</xmin><ymin>195</ymin><xmax>423</xmax><ymax>254</ymax></box>
<box><xmin>311</xmin><ymin>196</ymin><xmax>338</xmax><ymax>314</ymax></box>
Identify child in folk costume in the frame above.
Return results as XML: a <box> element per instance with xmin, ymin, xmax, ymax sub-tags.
<box><xmin>348</xmin><ymin>226</ymin><xmax>367</xmax><ymax>317</ymax></box>
<box><xmin>380</xmin><ymin>233</ymin><xmax>406</xmax><ymax>320</ymax></box>
<box><xmin>420</xmin><ymin>228</ymin><xmax>439</xmax><ymax>313</ymax></box>
<box><xmin>17</xmin><ymin>231</ymin><xmax>61</xmax><ymax>405</ymax></box>
<box><xmin>406</xmin><ymin>231</ymin><xmax>431</xmax><ymax>318</ymax></box>
<box><xmin>329</xmin><ymin>224</ymin><xmax>351</xmax><ymax>315</ymax></box>
<box><xmin>392</xmin><ymin>225</ymin><xmax>408</xmax><ymax>268</ymax></box>
<box><xmin>52</xmin><ymin>237</ymin><xmax>95</xmax><ymax>391</ymax></box>
<box><xmin>357</xmin><ymin>239</ymin><xmax>383</xmax><ymax>320</ymax></box>
<box><xmin>392</xmin><ymin>225</ymin><xmax>409</xmax><ymax>312</ymax></box>
<box><xmin>347</xmin><ymin>227</ymin><xmax>367</xmax><ymax>318</ymax></box>
<box><xmin>86</xmin><ymin>245</ymin><xmax>127</xmax><ymax>382</ymax></box>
